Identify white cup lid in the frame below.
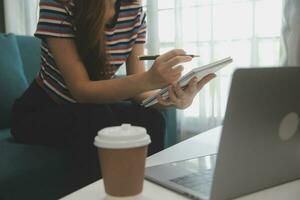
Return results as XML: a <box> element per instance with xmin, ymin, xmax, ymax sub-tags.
<box><xmin>94</xmin><ymin>124</ymin><xmax>151</xmax><ymax>149</ymax></box>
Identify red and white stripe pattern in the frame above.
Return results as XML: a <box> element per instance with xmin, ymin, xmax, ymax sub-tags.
<box><xmin>35</xmin><ymin>0</ymin><xmax>147</xmax><ymax>104</ymax></box>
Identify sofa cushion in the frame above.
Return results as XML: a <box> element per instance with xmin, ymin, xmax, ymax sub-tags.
<box><xmin>0</xmin><ymin>130</ymin><xmax>69</xmax><ymax>200</ymax></box>
<box><xmin>0</xmin><ymin>34</ymin><xmax>28</xmax><ymax>129</ymax></box>
<box><xmin>0</xmin><ymin>128</ymin><xmax>11</xmax><ymax>140</ymax></box>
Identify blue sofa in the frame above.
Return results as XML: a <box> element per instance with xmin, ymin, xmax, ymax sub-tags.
<box><xmin>0</xmin><ymin>34</ymin><xmax>69</xmax><ymax>200</ymax></box>
<box><xmin>0</xmin><ymin>33</ymin><xmax>177</xmax><ymax>199</ymax></box>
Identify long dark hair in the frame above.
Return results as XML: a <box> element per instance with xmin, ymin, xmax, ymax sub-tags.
<box><xmin>61</xmin><ymin>0</ymin><xmax>112</xmax><ymax>80</ymax></box>
<box><xmin>61</xmin><ymin>0</ymin><xmax>140</xmax><ymax>80</ymax></box>
<box><xmin>74</xmin><ymin>0</ymin><xmax>110</xmax><ymax>80</ymax></box>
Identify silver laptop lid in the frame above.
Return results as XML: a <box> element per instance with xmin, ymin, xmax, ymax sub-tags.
<box><xmin>210</xmin><ymin>67</ymin><xmax>300</xmax><ymax>200</ymax></box>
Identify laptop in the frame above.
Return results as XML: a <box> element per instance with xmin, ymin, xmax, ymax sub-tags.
<box><xmin>145</xmin><ymin>67</ymin><xmax>300</xmax><ymax>200</ymax></box>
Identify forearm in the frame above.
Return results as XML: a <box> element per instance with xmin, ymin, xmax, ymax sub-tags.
<box><xmin>74</xmin><ymin>72</ymin><xmax>154</xmax><ymax>104</ymax></box>
<box><xmin>47</xmin><ymin>39</ymin><xmax>189</xmax><ymax>105</ymax></box>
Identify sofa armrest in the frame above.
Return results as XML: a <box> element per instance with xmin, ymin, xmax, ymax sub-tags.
<box><xmin>160</xmin><ymin>107</ymin><xmax>178</xmax><ymax>148</ymax></box>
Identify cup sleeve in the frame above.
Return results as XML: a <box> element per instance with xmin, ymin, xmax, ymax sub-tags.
<box><xmin>35</xmin><ymin>0</ymin><xmax>75</xmax><ymax>39</ymax></box>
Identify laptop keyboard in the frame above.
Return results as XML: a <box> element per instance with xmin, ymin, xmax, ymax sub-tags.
<box><xmin>170</xmin><ymin>169</ymin><xmax>213</xmax><ymax>196</ymax></box>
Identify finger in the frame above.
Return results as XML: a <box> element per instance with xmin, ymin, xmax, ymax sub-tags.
<box><xmin>157</xmin><ymin>49</ymin><xmax>186</xmax><ymax>62</ymax></box>
<box><xmin>173</xmin><ymin>83</ymin><xmax>185</xmax><ymax>99</ymax></box>
<box><xmin>173</xmin><ymin>65</ymin><xmax>184</xmax><ymax>70</ymax></box>
<box><xmin>170</xmin><ymin>72</ymin><xmax>182</xmax><ymax>83</ymax></box>
<box><xmin>165</xmin><ymin>56</ymin><xmax>192</xmax><ymax>67</ymax></box>
<box><xmin>172</xmin><ymin>65</ymin><xmax>184</xmax><ymax>74</ymax></box>
<box><xmin>186</xmin><ymin>77</ymin><xmax>198</xmax><ymax>94</ymax></box>
<box><xmin>168</xmin><ymin>86</ymin><xmax>180</xmax><ymax>105</ymax></box>
<box><xmin>157</xmin><ymin>95</ymin><xmax>173</xmax><ymax>107</ymax></box>
<box><xmin>168</xmin><ymin>66</ymin><xmax>183</xmax><ymax>83</ymax></box>
<box><xmin>171</xmin><ymin>65</ymin><xmax>184</xmax><ymax>78</ymax></box>
<box><xmin>197</xmin><ymin>74</ymin><xmax>216</xmax><ymax>90</ymax></box>
<box><xmin>197</xmin><ymin>73</ymin><xmax>216</xmax><ymax>90</ymax></box>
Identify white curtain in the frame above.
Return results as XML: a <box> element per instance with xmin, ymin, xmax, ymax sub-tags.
<box><xmin>282</xmin><ymin>0</ymin><xmax>300</xmax><ymax>66</ymax></box>
<box><xmin>145</xmin><ymin>0</ymin><xmax>284</xmax><ymax>141</ymax></box>
<box><xmin>4</xmin><ymin>0</ymin><xmax>39</xmax><ymax>35</ymax></box>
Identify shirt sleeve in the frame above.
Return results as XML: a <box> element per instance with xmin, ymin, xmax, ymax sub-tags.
<box><xmin>135</xmin><ymin>10</ymin><xmax>147</xmax><ymax>44</ymax></box>
<box><xmin>35</xmin><ymin>0</ymin><xmax>75</xmax><ymax>39</ymax></box>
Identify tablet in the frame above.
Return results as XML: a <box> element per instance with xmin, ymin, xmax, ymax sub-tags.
<box><xmin>141</xmin><ymin>57</ymin><xmax>233</xmax><ymax>107</ymax></box>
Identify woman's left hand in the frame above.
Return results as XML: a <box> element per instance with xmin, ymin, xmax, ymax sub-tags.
<box><xmin>157</xmin><ymin>73</ymin><xmax>216</xmax><ymax>109</ymax></box>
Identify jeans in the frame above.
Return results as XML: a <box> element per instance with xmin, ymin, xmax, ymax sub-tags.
<box><xmin>11</xmin><ymin>80</ymin><xmax>166</xmax><ymax>196</ymax></box>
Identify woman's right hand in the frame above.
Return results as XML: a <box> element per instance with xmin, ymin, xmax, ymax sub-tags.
<box><xmin>147</xmin><ymin>49</ymin><xmax>193</xmax><ymax>89</ymax></box>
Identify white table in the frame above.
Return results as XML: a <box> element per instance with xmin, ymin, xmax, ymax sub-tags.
<box><xmin>61</xmin><ymin>127</ymin><xmax>300</xmax><ymax>200</ymax></box>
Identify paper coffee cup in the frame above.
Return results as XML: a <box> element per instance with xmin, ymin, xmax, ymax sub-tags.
<box><xmin>94</xmin><ymin>124</ymin><xmax>151</xmax><ymax>197</ymax></box>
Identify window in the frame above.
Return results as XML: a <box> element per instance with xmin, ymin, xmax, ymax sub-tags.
<box><xmin>144</xmin><ymin>0</ymin><xmax>284</xmax><ymax>140</ymax></box>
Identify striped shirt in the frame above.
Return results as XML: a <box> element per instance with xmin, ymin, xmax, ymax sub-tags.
<box><xmin>35</xmin><ymin>0</ymin><xmax>147</xmax><ymax>104</ymax></box>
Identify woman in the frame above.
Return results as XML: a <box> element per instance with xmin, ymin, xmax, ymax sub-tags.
<box><xmin>11</xmin><ymin>0</ymin><xmax>215</xmax><ymax>195</ymax></box>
